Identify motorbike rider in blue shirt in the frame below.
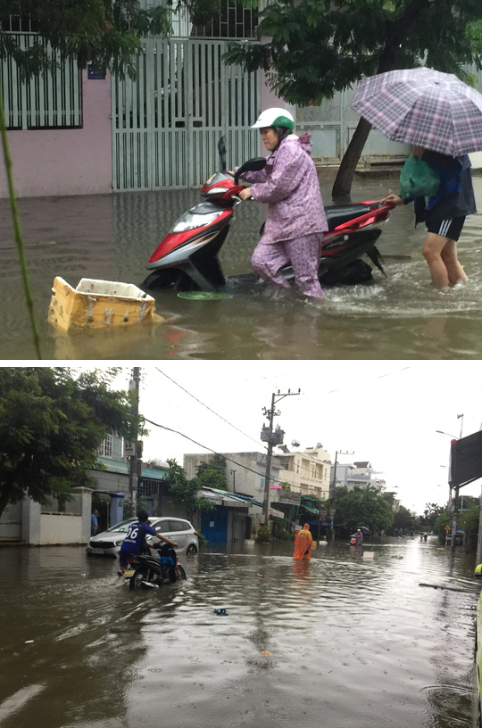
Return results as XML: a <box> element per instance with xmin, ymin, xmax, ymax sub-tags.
<box><xmin>118</xmin><ymin>510</ymin><xmax>178</xmax><ymax>576</ymax></box>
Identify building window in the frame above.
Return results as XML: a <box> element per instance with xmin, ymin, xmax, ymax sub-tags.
<box><xmin>139</xmin><ymin>479</ymin><xmax>170</xmax><ymax>497</ymax></box>
<box><xmin>191</xmin><ymin>0</ymin><xmax>258</xmax><ymax>39</ymax></box>
<box><xmin>98</xmin><ymin>434</ymin><xmax>113</xmax><ymax>458</ymax></box>
<box><xmin>1</xmin><ymin>33</ymin><xmax>83</xmax><ymax>130</ymax></box>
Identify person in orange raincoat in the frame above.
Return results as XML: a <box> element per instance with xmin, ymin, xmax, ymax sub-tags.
<box><xmin>293</xmin><ymin>523</ymin><xmax>313</xmax><ymax>560</ymax></box>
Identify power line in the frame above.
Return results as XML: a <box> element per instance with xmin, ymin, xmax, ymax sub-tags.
<box><xmin>143</xmin><ymin>417</ymin><xmax>316</xmax><ymax>489</ymax></box>
<box><xmin>153</xmin><ymin>367</ymin><xmax>262</xmax><ymax>448</ymax></box>
<box><xmin>148</xmin><ymin>370</ymin><xmax>353</xmax><ymax>480</ymax></box>
<box><xmin>142</xmin><ymin>366</ymin><xmax>412</xmax><ymax>482</ymax></box>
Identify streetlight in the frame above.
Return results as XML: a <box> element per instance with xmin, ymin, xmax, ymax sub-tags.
<box><xmin>435</xmin><ymin>430</ymin><xmax>459</xmax><ymax>438</ymax></box>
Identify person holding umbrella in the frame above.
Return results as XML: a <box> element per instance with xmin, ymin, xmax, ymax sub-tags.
<box><xmin>380</xmin><ymin>145</ymin><xmax>476</xmax><ymax>288</ymax></box>
<box><xmin>350</xmin><ymin>528</ymin><xmax>364</xmax><ymax>546</ymax></box>
<box><xmin>352</xmin><ymin>67</ymin><xmax>480</xmax><ymax>288</ymax></box>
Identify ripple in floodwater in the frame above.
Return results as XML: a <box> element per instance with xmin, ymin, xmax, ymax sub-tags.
<box><xmin>0</xmin><ymin>177</ymin><xmax>480</xmax><ymax>359</ymax></box>
<box><xmin>0</xmin><ymin>539</ymin><xmax>480</xmax><ymax>728</ymax></box>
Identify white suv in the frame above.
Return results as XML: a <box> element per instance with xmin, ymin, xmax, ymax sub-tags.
<box><xmin>86</xmin><ymin>516</ymin><xmax>199</xmax><ymax>557</ymax></box>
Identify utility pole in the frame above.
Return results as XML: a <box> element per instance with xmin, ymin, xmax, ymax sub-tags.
<box><xmin>451</xmin><ymin>413</ymin><xmax>464</xmax><ymax>551</ymax></box>
<box><xmin>330</xmin><ymin>450</ymin><xmax>354</xmax><ymax>541</ymax></box>
<box><xmin>128</xmin><ymin>367</ymin><xmax>141</xmax><ymax>518</ymax></box>
<box><xmin>261</xmin><ymin>389</ymin><xmax>300</xmax><ymax>526</ymax></box>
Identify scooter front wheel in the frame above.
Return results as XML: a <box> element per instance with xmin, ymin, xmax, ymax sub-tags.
<box><xmin>176</xmin><ymin>564</ymin><xmax>187</xmax><ymax>581</ymax></box>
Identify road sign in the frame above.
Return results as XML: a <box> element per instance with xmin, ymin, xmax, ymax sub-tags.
<box><xmin>444</xmin><ymin>524</ymin><xmax>451</xmax><ymax>530</ymax></box>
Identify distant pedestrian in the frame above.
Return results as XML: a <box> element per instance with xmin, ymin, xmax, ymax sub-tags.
<box><xmin>293</xmin><ymin>523</ymin><xmax>313</xmax><ymax>560</ymax></box>
<box><xmin>350</xmin><ymin>529</ymin><xmax>363</xmax><ymax>546</ymax></box>
<box><xmin>91</xmin><ymin>510</ymin><xmax>99</xmax><ymax>536</ymax></box>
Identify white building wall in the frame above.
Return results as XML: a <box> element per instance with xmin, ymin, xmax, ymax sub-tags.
<box><xmin>278</xmin><ymin>447</ymin><xmax>331</xmax><ymax>499</ymax></box>
<box><xmin>183</xmin><ymin>451</ymin><xmax>276</xmax><ymax>500</ymax></box>
<box><xmin>40</xmin><ymin>514</ymin><xmax>83</xmax><ymax>544</ymax></box>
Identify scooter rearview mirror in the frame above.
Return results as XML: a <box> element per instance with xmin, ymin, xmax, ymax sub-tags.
<box><xmin>218</xmin><ymin>136</ymin><xmax>227</xmax><ymax>172</ymax></box>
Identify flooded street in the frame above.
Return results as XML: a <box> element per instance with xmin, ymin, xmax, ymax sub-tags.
<box><xmin>0</xmin><ymin>174</ymin><xmax>481</xmax><ymax>360</ymax></box>
<box><xmin>0</xmin><ymin>538</ymin><xmax>480</xmax><ymax>728</ymax></box>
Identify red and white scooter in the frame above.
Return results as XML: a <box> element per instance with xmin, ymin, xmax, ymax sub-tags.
<box><xmin>143</xmin><ymin>142</ymin><xmax>395</xmax><ymax>292</ymax></box>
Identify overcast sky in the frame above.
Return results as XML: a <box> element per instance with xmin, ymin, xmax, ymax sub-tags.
<box><xmin>97</xmin><ymin>361</ymin><xmax>482</xmax><ymax>515</ymax></box>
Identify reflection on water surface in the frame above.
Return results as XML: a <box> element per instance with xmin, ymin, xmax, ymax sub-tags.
<box><xmin>0</xmin><ymin>176</ymin><xmax>480</xmax><ymax>359</ymax></box>
<box><xmin>0</xmin><ymin>538</ymin><xmax>479</xmax><ymax>727</ymax></box>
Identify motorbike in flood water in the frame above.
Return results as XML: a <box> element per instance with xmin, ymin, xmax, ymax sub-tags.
<box><xmin>143</xmin><ymin>138</ymin><xmax>395</xmax><ymax>293</ymax></box>
<box><xmin>125</xmin><ymin>541</ymin><xmax>187</xmax><ymax>590</ymax></box>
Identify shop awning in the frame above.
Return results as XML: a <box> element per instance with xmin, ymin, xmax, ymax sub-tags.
<box><xmin>198</xmin><ymin>487</ymin><xmax>249</xmax><ymax>509</ymax></box>
<box><xmin>301</xmin><ymin>503</ymin><xmax>319</xmax><ymax>515</ymax></box>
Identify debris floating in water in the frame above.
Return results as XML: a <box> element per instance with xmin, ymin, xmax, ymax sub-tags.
<box><xmin>260</xmin><ymin>651</ymin><xmax>273</xmax><ymax>656</ymax></box>
<box><xmin>177</xmin><ymin>291</ymin><xmax>233</xmax><ymax>301</ymax></box>
<box><xmin>48</xmin><ymin>276</ymin><xmax>163</xmax><ymax>331</ymax></box>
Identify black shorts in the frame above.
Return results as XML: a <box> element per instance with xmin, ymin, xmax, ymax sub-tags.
<box><xmin>119</xmin><ymin>549</ymin><xmax>134</xmax><ymax>567</ymax></box>
<box><xmin>425</xmin><ymin>216</ymin><xmax>466</xmax><ymax>241</ymax></box>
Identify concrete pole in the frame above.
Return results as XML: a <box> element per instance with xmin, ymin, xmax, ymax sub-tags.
<box><xmin>330</xmin><ymin>452</ymin><xmax>338</xmax><ymax>542</ymax></box>
<box><xmin>128</xmin><ymin>367</ymin><xmax>141</xmax><ymax>518</ymax></box>
<box><xmin>263</xmin><ymin>393</ymin><xmax>275</xmax><ymax>526</ymax></box>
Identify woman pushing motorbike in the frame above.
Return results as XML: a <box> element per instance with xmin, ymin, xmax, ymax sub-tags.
<box><xmin>236</xmin><ymin>108</ymin><xmax>328</xmax><ymax>299</ymax></box>
<box><xmin>381</xmin><ymin>146</ymin><xmax>476</xmax><ymax>288</ymax></box>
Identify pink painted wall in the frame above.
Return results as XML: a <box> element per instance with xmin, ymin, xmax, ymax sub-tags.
<box><xmin>0</xmin><ymin>70</ymin><xmax>112</xmax><ymax>199</ymax></box>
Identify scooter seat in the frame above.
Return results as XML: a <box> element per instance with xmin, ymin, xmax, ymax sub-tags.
<box><xmin>325</xmin><ymin>204</ymin><xmax>373</xmax><ymax>231</ymax></box>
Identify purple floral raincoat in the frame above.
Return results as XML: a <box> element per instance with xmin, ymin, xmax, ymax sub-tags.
<box><xmin>240</xmin><ymin>133</ymin><xmax>328</xmax><ymax>244</ymax></box>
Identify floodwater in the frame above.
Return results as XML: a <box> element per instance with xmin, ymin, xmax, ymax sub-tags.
<box><xmin>0</xmin><ymin>538</ymin><xmax>480</xmax><ymax>728</ymax></box>
<box><xmin>0</xmin><ymin>174</ymin><xmax>481</xmax><ymax>360</ymax></box>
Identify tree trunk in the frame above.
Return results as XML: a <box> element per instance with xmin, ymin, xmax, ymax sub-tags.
<box><xmin>331</xmin><ymin>0</ymin><xmax>433</xmax><ymax>199</ymax></box>
<box><xmin>332</xmin><ymin>117</ymin><xmax>372</xmax><ymax>200</ymax></box>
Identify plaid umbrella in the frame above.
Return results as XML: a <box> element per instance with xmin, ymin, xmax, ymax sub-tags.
<box><xmin>352</xmin><ymin>67</ymin><xmax>482</xmax><ymax>157</ymax></box>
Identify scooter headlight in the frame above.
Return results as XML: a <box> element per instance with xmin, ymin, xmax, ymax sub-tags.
<box><xmin>172</xmin><ymin>211</ymin><xmax>221</xmax><ymax>232</ymax></box>
<box><xmin>205</xmin><ymin>187</ymin><xmax>230</xmax><ymax>195</ymax></box>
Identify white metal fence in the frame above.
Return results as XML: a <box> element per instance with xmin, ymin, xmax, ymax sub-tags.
<box><xmin>0</xmin><ymin>33</ymin><xmax>82</xmax><ymax>129</ymax></box>
<box><xmin>112</xmin><ymin>38</ymin><xmax>260</xmax><ymax>190</ymax></box>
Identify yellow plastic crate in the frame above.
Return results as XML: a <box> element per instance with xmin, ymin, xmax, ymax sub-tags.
<box><xmin>48</xmin><ymin>276</ymin><xmax>163</xmax><ymax>332</ymax></box>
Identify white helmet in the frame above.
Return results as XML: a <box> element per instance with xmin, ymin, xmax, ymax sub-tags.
<box><xmin>252</xmin><ymin>108</ymin><xmax>295</xmax><ymax>131</ymax></box>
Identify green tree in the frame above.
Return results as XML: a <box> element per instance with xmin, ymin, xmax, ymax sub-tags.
<box><xmin>1</xmin><ymin>0</ymin><xmax>168</xmax><ymax>80</ymax></box>
<box><xmin>195</xmin><ymin>454</ymin><xmax>228</xmax><ymax>490</ymax></box>
<box><xmin>433</xmin><ymin>504</ymin><xmax>480</xmax><ymax>549</ymax></box>
<box><xmin>393</xmin><ymin>505</ymin><xmax>418</xmax><ymax>532</ymax></box>
<box><xmin>0</xmin><ymin>0</ymin><xmax>228</xmax><ymax>79</ymax></box>
<box><xmin>255</xmin><ymin>525</ymin><xmax>272</xmax><ymax>542</ymax></box>
<box><xmin>166</xmin><ymin>458</ymin><xmax>214</xmax><ymax>521</ymax></box>
<box><xmin>419</xmin><ymin>502</ymin><xmax>447</xmax><ymax>531</ymax></box>
<box><xmin>328</xmin><ymin>485</ymin><xmax>394</xmax><ymax>535</ymax></box>
<box><xmin>459</xmin><ymin>503</ymin><xmax>481</xmax><ymax>554</ymax></box>
<box><xmin>225</xmin><ymin>0</ymin><xmax>482</xmax><ymax>197</ymax></box>
<box><xmin>0</xmin><ymin>367</ymin><xmax>142</xmax><ymax>519</ymax></box>
<box><xmin>433</xmin><ymin>510</ymin><xmax>453</xmax><ymax>544</ymax></box>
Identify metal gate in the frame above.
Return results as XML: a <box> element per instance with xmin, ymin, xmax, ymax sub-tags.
<box><xmin>112</xmin><ymin>39</ymin><xmax>260</xmax><ymax>190</ymax></box>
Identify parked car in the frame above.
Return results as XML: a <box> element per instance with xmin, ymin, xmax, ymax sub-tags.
<box><xmin>86</xmin><ymin>516</ymin><xmax>199</xmax><ymax>557</ymax></box>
